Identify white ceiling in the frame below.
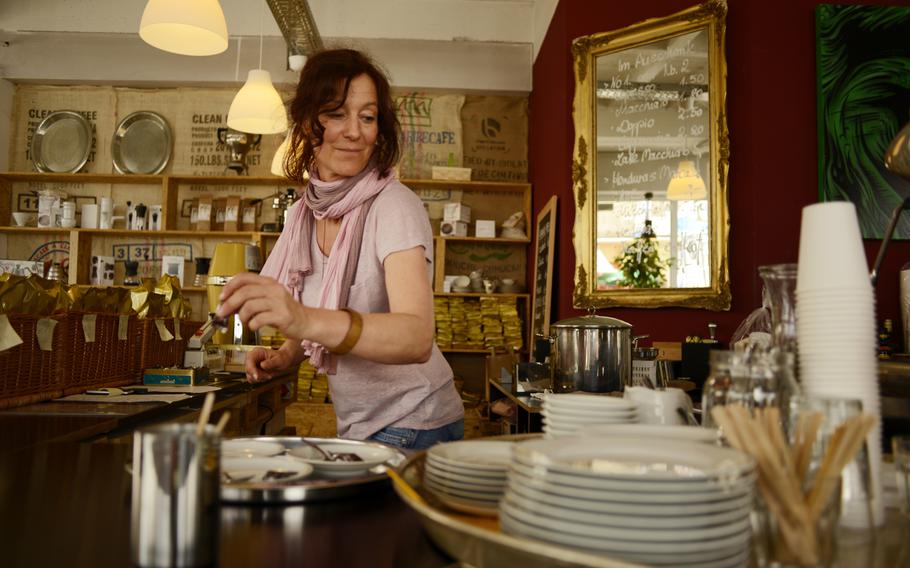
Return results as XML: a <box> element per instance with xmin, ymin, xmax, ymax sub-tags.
<box><xmin>0</xmin><ymin>0</ymin><xmax>558</xmax><ymax>92</ymax></box>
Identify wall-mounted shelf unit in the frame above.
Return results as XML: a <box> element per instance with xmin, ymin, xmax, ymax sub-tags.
<box><xmin>1</xmin><ymin>172</ymin><xmax>534</xmax><ymax>368</ymax></box>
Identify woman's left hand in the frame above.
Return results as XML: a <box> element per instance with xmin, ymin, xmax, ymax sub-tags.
<box><xmin>216</xmin><ymin>273</ymin><xmax>308</xmax><ymax>339</ymax></box>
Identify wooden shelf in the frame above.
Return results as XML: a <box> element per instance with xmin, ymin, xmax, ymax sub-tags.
<box><xmin>0</xmin><ymin>226</ymin><xmax>280</xmax><ymax>239</ymax></box>
<box><xmin>435</xmin><ymin>292</ymin><xmax>529</xmax><ymax>299</ymax></box>
<box><xmin>0</xmin><ymin>173</ymin><xmax>534</xmax><ymax>344</ymax></box>
<box><xmin>434</xmin><ymin>236</ymin><xmax>530</xmax><ymax>245</ymax></box>
<box><xmin>0</xmin><ymin>226</ymin><xmax>70</xmax><ymax>234</ymax></box>
<box><xmin>404</xmin><ymin>179</ymin><xmax>530</xmax><ymax>193</ymax></box>
<box><xmin>0</xmin><ymin>172</ymin><xmax>289</xmax><ymax>185</ymax></box>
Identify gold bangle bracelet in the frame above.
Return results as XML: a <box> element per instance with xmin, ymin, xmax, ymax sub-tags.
<box><xmin>330</xmin><ymin>308</ymin><xmax>363</xmax><ymax>355</ymax></box>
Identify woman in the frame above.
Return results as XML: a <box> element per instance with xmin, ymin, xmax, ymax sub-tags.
<box><xmin>217</xmin><ymin>49</ymin><xmax>464</xmax><ymax>450</ymax></box>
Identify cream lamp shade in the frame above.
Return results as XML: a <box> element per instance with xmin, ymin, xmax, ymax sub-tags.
<box><xmin>270</xmin><ymin>131</ymin><xmax>291</xmax><ymax>176</ymax></box>
<box><xmin>666</xmin><ymin>160</ymin><xmax>707</xmax><ymax>200</ymax></box>
<box><xmin>139</xmin><ymin>0</ymin><xmax>229</xmax><ymax>56</ymax></box>
<box><xmin>228</xmin><ymin>70</ymin><xmax>288</xmax><ymax>135</ymax></box>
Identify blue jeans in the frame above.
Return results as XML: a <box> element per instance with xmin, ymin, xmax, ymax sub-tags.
<box><xmin>368</xmin><ymin>419</ymin><xmax>464</xmax><ymax>450</ymax></box>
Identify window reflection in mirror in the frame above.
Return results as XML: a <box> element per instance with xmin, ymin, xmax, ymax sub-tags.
<box><xmin>571</xmin><ymin>0</ymin><xmax>729</xmax><ymax>310</ymax></box>
<box><xmin>595</xmin><ymin>29</ymin><xmax>710</xmax><ymax>291</ymax></box>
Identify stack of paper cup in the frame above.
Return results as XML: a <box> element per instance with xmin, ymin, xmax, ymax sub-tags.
<box><xmin>796</xmin><ymin>201</ymin><xmax>883</xmax><ymax>527</ymax></box>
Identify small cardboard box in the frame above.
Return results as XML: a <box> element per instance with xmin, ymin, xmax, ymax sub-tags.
<box><xmin>196</xmin><ymin>195</ymin><xmax>212</xmax><ymax>231</ymax></box>
<box><xmin>212</xmin><ymin>197</ymin><xmax>226</xmax><ymax>231</ymax></box>
<box><xmin>223</xmin><ymin>195</ymin><xmax>241</xmax><ymax>231</ymax></box>
<box><xmin>443</xmin><ymin>202</ymin><xmax>471</xmax><ymax>223</ymax></box>
<box><xmin>432</xmin><ymin>166</ymin><xmax>472</xmax><ymax>181</ymax></box>
<box><xmin>241</xmin><ymin>200</ymin><xmax>258</xmax><ymax>231</ymax></box>
<box><xmin>475</xmin><ymin>219</ymin><xmax>497</xmax><ymax>238</ymax></box>
<box><xmin>440</xmin><ymin>220</ymin><xmax>468</xmax><ymax>237</ymax></box>
<box><xmin>188</xmin><ymin>199</ymin><xmax>198</xmax><ymax>230</ymax></box>
<box><xmin>143</xmin><ymin>367</ymin><xmax>209</xmax><ymax>386</ymax></box>
<box><xmin>160</xmin><ymin>255</ymin><xmax>185</xmax><ymax>287</ymax></box>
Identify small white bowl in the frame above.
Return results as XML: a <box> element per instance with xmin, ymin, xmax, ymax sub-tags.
<box><xmin>60</xmin><ymin>218</ymin><xmax>77</xmax><ymax>228</ymax></box>
<box><xmin>12</xmin><ymin>212</ymin><xmax>35</xmax><ymax>226</ymax></box>
<box><xmin>453</xmin><ymin>275</ymin><xmax>471</xmax><ymax>288</ymax></box>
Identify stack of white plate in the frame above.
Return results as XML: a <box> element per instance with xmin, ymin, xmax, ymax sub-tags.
<box><xmin>501</xmin><ymin>437</ymin><xmax>756</xmax><ymax>567</ymax></box>
<box><xmin>541</xmin><ymin>393</ymin><xmax>637</xmax><ymax>438</ymax></box>
<box><xmin>424</xmin><ymin>440</ymin><xmax>512</xmax><ymax>517</ymax></box>
<box><xmin>795</xmin><ymin>201</ymin><xmax>883</xmax><ymax>527</ymax></box>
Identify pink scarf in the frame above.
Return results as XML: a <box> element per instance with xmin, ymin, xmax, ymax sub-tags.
<box><xmin>260</xmin><ymin>164</ymin><xmax>396</xmax><ymax>372</ymax></box>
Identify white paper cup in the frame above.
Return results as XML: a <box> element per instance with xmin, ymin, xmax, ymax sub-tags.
<box><xmin>80</xmin><ymin>203</ymin><xmax>99</xmax><ymax>229</ymax></box>
<box><xmin>797</xmin><ymin>202</ymin><xmax>871</xmax><ymax>292</ymax></box>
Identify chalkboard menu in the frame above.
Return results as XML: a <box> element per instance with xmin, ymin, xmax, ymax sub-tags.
<box><xmin>531</xmin><ymin>196</ymin><xmax>557</xmax><ymax>346</ymax></box>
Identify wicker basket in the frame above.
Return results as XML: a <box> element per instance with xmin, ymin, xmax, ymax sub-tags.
<box><xmin>0</xmin><ymin>314</ymin><xmax>71</xmax><ymax>409</ymax></box>
<box><xmin>138</xmin><ymin>318</ymin><xmax>202</xmax><ymax>372</ymax></box>
<box><xmin>66</xmin><ymin>312</ymin><xmax>142</xmax><ymax>393</ymax></box>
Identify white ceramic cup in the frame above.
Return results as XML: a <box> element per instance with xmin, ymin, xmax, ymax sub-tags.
<box><xmin>99</xmin><ymin>197</ymin><xmax>113</xmax><ymax>229</ymax></box>
<box><xmin>624</xmin><ymin>387</ymin><xmax>691</xmax><ymax>425</ymax></box>
<box><xmin>81</xmin><ymin>204</ymin><xmax>99</xmax><ymax>229</ymax></box>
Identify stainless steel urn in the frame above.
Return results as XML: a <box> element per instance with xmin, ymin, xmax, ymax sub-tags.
<box><xmin>550</xmin><ymin>314</ymin><xmax>633</xmax><ymax>393</ymax></box>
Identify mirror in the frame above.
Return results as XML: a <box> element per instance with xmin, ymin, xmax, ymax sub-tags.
<box><xmin>571</xmin><ymin>0</ymin><xmax>730</xmax><ymax>310</ymax></box>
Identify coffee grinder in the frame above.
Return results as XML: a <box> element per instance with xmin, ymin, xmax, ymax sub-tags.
<box><xmin>185</xmin><ymin>241</ymin><xmax>263</xmax><ymax>372</ymax></box>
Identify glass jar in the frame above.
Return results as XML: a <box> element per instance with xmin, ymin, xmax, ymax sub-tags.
<box><xmin>702</xmin><ymin>350</ymin><xmax>735</xmax><ymax>428</ymax></box>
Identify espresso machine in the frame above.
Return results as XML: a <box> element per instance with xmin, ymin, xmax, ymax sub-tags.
<box><xmin>185</xmin><ymin>241</ymin><xmax>263</xmax><ymax>372</ymax></box>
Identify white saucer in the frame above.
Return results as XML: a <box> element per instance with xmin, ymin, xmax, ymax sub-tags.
<box><xmin>222</xmin><ymin>439</ymin><xmax>286</xmax><ymax>458</ymax></box>
<box><xmin>427</xmin><ymin>440</ymin><xmax>513</xmax><ymax>472</ymax></box>
<box><xmin>287</xmin><ymin>442</ymin><xmax>395</xmax><ymax>474</ymax></box>
<box><xmin>221</xmin><ymin>456</ymin><xmax>314</xmax><ymax>483</ymax></box>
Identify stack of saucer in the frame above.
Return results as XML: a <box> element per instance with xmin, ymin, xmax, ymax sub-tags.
<box><xmin>795</xmin><ymin>201</ymin><xmax>882</xmax><ymax>527</ymax></box>
<box><xmin>501</xmin><ymin>437</ymin><xmax>756</xmax><ymax>567</ymax></box>
<box><xmin>423</xmin><ymin>440</ymin><xmax>512</xmax><ymax>517</ymax></box>
<box><xmin>541</xmin><ymin>393</ymin><xmax>637</xmax><ymax>438</ymax></box>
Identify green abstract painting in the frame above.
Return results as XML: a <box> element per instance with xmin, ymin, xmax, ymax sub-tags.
<box><xmin>816</xmin><ymin>4</ymin><xmax>910</xmax><ymax>239</ymax></box>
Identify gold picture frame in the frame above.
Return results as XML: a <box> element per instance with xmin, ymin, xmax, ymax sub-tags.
<box><xmin>571</xmin><ymin>0</ymin><xmax>730</xmax><ymax>310</ymax></box>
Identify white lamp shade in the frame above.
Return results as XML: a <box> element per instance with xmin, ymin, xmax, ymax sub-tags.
<box><xmin>666</xmin><ymin>160</ymin><xmax>707</xmax><ymax>200</ymax></box>
<box><xmin>270</xmin><ymin>132</ymin><xmax>291</xmax><ymax>177</ymax></box>
<box><xmin>139</xmin><ymin>0</ymin><xmax>228</xmax><ymax>56</ymax></box>
<box><xmin>228</xmin><ymin>70</ymin><xmax>288</xmax><ymax>135</ymax></box>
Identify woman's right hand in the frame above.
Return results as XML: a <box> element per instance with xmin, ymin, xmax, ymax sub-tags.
<box><xmin>245</xmin><ymin>347</ymin><xmax>293</xmax><ymax>383</ymax></box>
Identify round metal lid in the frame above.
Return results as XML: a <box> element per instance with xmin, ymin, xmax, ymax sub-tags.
<box><xmin>550</xmin><ymin>314</ymin><xmax>632</xmax><ymax>330</ymax></box>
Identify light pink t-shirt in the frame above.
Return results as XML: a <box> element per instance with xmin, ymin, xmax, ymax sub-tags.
<box><xmin>299</xmin><ymin>180</ymin><xmax>464</xmax><ymax>439</ymax></box>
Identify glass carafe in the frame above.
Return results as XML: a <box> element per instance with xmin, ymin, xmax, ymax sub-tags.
<box><xmin>758</xmin><ymin>263</ymin><xmax>798</xmax><ymax>354</ymax></box>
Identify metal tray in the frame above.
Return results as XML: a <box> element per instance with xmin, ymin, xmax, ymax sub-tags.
<box><xmin>30</xmin><ymin>110</ymin><xmax>93</xmax><ymax>173</ymax></box>
<box><xmin>111</xmin><ymin>111</ymin><xmax>172</xmax><ymax>174</ymax></box>
<box><xmin>220</xmin><ymin>436</ymin><xmax>407</xmax><ymax>504</ymax></box>
<box><xmin>391</xmin><ymin>438</ymin><xmax>639</xmax><ymax>568</ymax></box>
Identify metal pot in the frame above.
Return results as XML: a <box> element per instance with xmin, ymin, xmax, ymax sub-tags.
<box><xmin>550</xmin><ymin>313</ymin><xmax>633</xmax><ymax>393</ymax></box>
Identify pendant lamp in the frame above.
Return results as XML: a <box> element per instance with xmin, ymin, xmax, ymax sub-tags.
<box><xmin>270</xmin><ymin>131</ymin><xmax>291</xmax><ymax>176</ymax></box>
<box><xmin>666</xmin><ymin>160</ymin><xmax>707</xmax><ymax>200</ymax></box>
<box><xmin>139</xmin><ymin>0</ymin><xmax>228</xmax><ymax>56</ymax></box>
<box><xmin>227</xmin><ymin>1</ymin><xmax>288</xmax><ymax>135</ymax></box>
<box><xmin>228</xmin><ymin>70</ymin><xmax>288</xmax><ymax>134</ymax></box>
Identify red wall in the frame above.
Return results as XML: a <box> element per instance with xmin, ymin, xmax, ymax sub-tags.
<box><xmin>530</xmin><ymin>0</ymin><xmax>910</xmax><ymax>345</ymax></box>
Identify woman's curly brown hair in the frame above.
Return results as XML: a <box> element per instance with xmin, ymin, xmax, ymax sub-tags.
<box><xmin>282</xmin><ymin>49</ymin><xmax>401</xmax><ymax>183</ymax></box>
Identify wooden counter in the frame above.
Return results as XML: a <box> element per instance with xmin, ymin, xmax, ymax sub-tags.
<box><xmin>0</xmin><ymin>441</ymin><xmax>452</xmax><ymax>568</ymax></box>
<box><xmin>0</xmin><ymin>371</ymin><xmax>297</xmax><ymax>455</ymax></box>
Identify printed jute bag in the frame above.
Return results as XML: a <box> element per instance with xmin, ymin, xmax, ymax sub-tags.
<box><xmin>394</xmin><ymin>92</ymin><xmax>464</xmax><ymax>179</ymax></box>
<box><xmin>171</xmin><ymin>87</ymin><xmax>289</xmax><ymax>177</ymax></box>
<box><xmin>11</xmin><ymin>85</ymin><xmax>117</xmax><ymax>173</ymax></box>
<box><xmin>461</xmin><ymin>95</ymin><xmax>529</xmax><ymax>182</ymax></box>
